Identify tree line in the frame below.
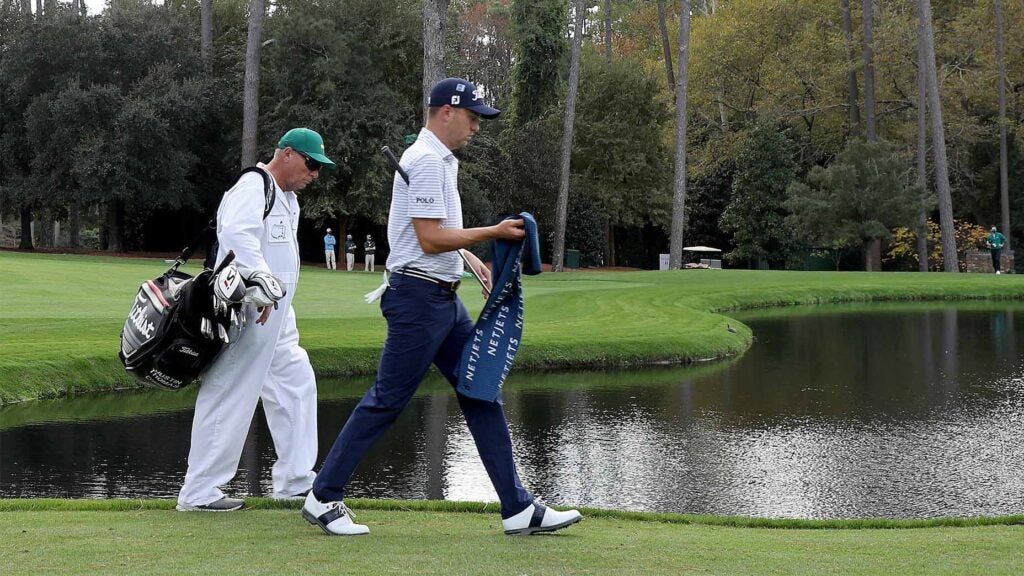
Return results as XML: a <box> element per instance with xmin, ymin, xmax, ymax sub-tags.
<box><xmin>0</xmin><ymin>0</ymin><xmax>1020</xmax><ymax>271</ymax></box>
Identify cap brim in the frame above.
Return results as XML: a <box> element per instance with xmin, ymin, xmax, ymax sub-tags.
<box><xmin>467</xmin><ymin>104</ymin><xmax>500</xmax><ymax>120</ymax></box>
<box><xmin>308</xmin><ymin>152</ymin><xmax>337</xmax><ymax>170</ymax></box>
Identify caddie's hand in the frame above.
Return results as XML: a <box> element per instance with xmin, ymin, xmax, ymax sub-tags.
<box><xmin>256</xmin><ymin>306</ymin><xmax>272</xmax><ymax>325</ymax></box>
<box><xmin>494</xmin><ymin>218</ymin><xmax>526</xmax><ymax>241</ymax></box>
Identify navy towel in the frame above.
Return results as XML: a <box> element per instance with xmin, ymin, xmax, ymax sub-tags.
<box><xmin>457</xmin><ymin>213</ymin><xmax>541</xmax><ymax>401</ymax></box>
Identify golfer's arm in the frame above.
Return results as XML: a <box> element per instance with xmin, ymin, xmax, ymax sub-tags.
<box><xmin>412</xmin><ymin>218</ymin><xmax>500</xmax><ymax>254</ymax></box>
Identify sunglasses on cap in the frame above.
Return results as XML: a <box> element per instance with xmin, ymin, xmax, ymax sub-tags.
<box><xmin>296</xmin><ymin>150</ymin><xmax>322</xmax><ymax>172</ymax></box>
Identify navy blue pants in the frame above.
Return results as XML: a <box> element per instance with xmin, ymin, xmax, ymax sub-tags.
<box><xmin>313</xmin><ymin>274</ymin><xmax>533</xmax><ymax>518</ymax></box>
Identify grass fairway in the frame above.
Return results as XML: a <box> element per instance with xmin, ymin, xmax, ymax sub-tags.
<box><xmin>4</xmin><ymin>253</ymin><xmax>1024</xmax><ymax>573</ymax></box>
<box><xmin>3</xmin><ymin>250</ymin><xmax>1023</xmax><ymax>403</ymax></box>
<box><xmin>1</xmin><ymin>500</ymin><xmax>1022</xmax><ymax>575</ymax></box>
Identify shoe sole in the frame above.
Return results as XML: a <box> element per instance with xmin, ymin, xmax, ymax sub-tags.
<box><xmin>504</xmin><ymin>515</ymin><xmax>583</xmax><ymax>536</ymax></box>
<box><xmin>302</xmin><ymin>508</ymin><xmax>368</xmax><ymax>536</ymax></box>
<box><xmin>175</xmin><ymin>503</ymin><xmax>245</xmax><ymax>512</ymax></box>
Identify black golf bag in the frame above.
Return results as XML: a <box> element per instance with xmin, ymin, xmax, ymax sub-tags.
<box><xmin>119</xmin><ymin>256</ymin><xmax>242</xmax><ymax>390</ymax></box>
<box><xmin>118</xmin><ymin>167</ymin><xmax>275</xmax><ymax>390</ymax></box>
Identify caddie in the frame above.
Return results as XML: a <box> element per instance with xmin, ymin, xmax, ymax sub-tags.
<box><xmin>177</xmin><ymin>128</ymin><xmax>335</xmax><ymax>511</ymax></box>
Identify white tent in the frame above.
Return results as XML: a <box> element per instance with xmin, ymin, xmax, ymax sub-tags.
<box><xmin>683</xmin><ymin>246</ymin><xmax>722</xmax><ymax>253</ymax></box>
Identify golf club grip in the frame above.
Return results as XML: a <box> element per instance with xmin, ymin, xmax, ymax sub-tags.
<box><xmin>170</xmin><ymin>219</ymin><xmax>218</xmax><ymax>272</ymax></box>
<box><xmin>381</xmin><ymin>146</ymin><xmax>410</xmax><ymax>185</ymax></box>
<box><xmin>212</xmin><ymin>250</ymin><xmax>236</xmax><ymax>276</ymax></box>
<box><xmin>459</xmin><ymin>250</ymin><xmax>491</xmax><ymax>298</ymax></box>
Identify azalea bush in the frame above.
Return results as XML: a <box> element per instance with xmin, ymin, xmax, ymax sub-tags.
<box><xmin>886</xmin><ymin>220</ymin><xmax>989</xmax><ymax>271</ymax></box>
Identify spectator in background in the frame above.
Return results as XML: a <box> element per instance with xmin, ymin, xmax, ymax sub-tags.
<box><xmin>323</xmin><ymin>228</ymin><xmax>336</xmax><ymax>270</ymax></box>
<box><xmin>364</xmin><ymin>234</ymin><xmax>376</xmax><ymax>272</ymax></box>
<box><xmin>987</xmin><ymin>226</ymin><xmax>1007</xmax><ymax>274</ymax></box>
<box><xmin>345</xmin><ymin>234</ymin><xmax>356</xmax><ymax>271</ymax></box>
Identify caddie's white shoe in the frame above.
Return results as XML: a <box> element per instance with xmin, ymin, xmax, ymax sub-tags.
<box><xmin>502</xmin><ymin>502</ymin><xmax>582</xmax><ymax>536</ymax></box>
<box><xmin>301</xmin><ymin>492</ymin><xmax>369</xmax><ymax>536</ymax></box>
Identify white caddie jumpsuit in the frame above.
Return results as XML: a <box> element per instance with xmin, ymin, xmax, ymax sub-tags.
<box><xmin>178</xmin><ymin>164</ymin><xmax>318</xmax><ymax>506</ymax></box>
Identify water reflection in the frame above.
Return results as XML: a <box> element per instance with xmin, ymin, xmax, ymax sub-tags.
<box><xmin>3</xmin><ymin>305</ymin><xmax>1024</xmax><ymax>519</ymax></box>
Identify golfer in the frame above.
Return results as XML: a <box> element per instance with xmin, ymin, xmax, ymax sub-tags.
<box><xmin>177</xmin><ymin>128</ymin><xmax>334</xmax><ymax>511</ymax></box>
<box><xmin>302</xmin><ymin>78</ymin><xmax>582</xmax><ymax>536</ymax></box>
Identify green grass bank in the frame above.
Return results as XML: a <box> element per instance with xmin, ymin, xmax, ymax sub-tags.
<box><xmin>3</xmin><ymin>250</ymin><xmax>1022</xmax><ymax>404</ymax></box>
<box><xmin>1</xmin><ymin>499</ymin><xmax>1021</xmax><ymax>575</ymax></box>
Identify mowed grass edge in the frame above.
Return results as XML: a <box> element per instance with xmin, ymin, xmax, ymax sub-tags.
<box><xmin>3</xmin><ymin>497</ymin><xmax>1024</xmax><ymax>529</ymax></box>
<box><xmin>3</xmin><ymin>250</ymin><xmax>1024</xmax><ymax>404</ymax></box>
<box><xmin>1</xmin><ymin>500</ymin><xmax>1022</xmax><ymax>575</ymax></box>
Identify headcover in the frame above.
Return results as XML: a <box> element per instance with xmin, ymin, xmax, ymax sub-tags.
<box><xmin>243</xmin><ymin>270</ymin><xmax>286</xmax><ymax>308</ymax></box>
<box><xmin>214</xmin><ymin>265</ymin><xmax>246</xmax><ymax>304</ymax></box>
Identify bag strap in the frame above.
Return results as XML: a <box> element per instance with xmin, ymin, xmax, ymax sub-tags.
<box><xmin>168</xmin><ymin>167</ymin><xmax>276</xmax><ymax>274</ymax></box>
<box><xmin>240</xmin><ymin>166</ymin><xmax>277</xmax><ymax>220</ymax></box>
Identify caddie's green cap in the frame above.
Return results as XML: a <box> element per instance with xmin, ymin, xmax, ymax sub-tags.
<box><xmin>278</xmin><ymin>128</ymin><xmax>337</xmax><ymax>169</ymax></box>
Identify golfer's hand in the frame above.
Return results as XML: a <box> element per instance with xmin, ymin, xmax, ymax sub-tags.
<box><xmin>256</xmin><ymin>306</ymin><xmax>272</xmax><ymax>325</ymax></box>
<box><xmin>493</xmin><ymin>218</ymin><xmax>526</xmax><ymax>241</ymax></box>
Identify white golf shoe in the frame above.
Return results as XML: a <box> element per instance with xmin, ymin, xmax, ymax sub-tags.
<box><xmin>502</xmin><ymin>502</ymin><xmax>582</xmax><ymax>536</ymax></box>
<box><xmin>301</xmin><ymin>492</ymin><xmax>369</xmax><ymax>536</ymax></box>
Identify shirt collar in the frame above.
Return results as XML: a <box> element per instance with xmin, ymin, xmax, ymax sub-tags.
<box><xmin>419</xmin><ymin>128</ymin><xmax>456</xmax><ymax>163</ymax></box>
<box><xmin>255</xmin><ymin>162</ymin><xmax>286</xmax><ymax>194</ymax></box>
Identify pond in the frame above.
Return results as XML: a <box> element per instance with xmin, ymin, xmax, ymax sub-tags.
<box><xmin>2</xmin><ymin>303</ymin><xmax>1023</xmax><ymax>519</ymax></box>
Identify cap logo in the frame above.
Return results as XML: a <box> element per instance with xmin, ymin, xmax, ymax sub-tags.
<box><xmin>473</xmin><ymin>87</ymin><xmax>485</xmax><ymax>101</ymax></box>
<box><xmin>451</xmin><ymin>95</ymin><xmax>461</xmax><ymax>105</ymax></box>
<box><xmin>456</xmin><ymin>84</ymin><xmax>466</xmax><ymax>92</ymax></box>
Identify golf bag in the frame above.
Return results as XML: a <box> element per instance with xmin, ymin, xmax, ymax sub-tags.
<box><xmin>119</xmin><ymin>257</ymin><xmax>245</xmax><ymax>390</ymax></box>
<box><xmin>118</xmin><ymin>167</ymin><xmax>276</xmax><ymax>390</ymax></box>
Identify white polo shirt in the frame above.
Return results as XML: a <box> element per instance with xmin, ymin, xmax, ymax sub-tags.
<box><xmin>385</xmin><ymin>127</ymin><xmax>464</xmax><ymax>282</ymax></box>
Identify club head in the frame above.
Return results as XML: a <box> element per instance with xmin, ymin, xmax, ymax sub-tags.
<box><xmin>201</xmin><ymin>317</ymin><xmax>213</xmax><ymax>340</ymax></box>
<box><xmin>217</xmin><ymin>323</ymin><xmax>229</xmax><ymax>344</ymax></box>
